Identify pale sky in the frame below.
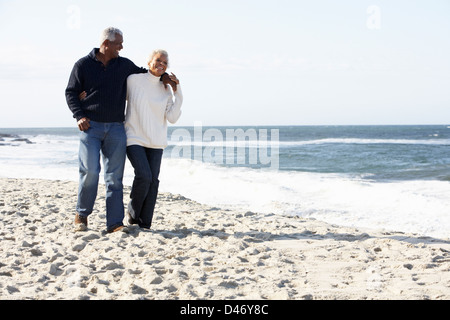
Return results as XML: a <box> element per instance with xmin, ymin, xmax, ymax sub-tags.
<box><xmin>0</xmin><ymin>0</ymin><xmax>449</xmax><ymax>127</ymax></box>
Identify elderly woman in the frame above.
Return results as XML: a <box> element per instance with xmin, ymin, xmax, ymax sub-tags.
<box><xmin>125</xmin><ymin>49</ymin><xmax>183</xmax><ymax>229</ymax></box>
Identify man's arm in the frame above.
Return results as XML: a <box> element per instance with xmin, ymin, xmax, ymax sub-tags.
<box><xmin>126</xmin><ymin>59</ymin><xmax>174</xmax><ymax>89</ymax></box>
<box><xmin>127</xmin><ymin>58</ymin><xmax>148</xmax><ymax>76</ymax></box>
<box><xmin>65</xmin><ymin>62</ymin><xmax>87</xmax><ymax>122</ymax></box>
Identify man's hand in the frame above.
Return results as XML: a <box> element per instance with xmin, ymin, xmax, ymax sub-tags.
<box><xmin>161</xmin><ymin>73</ymin><xmax>179</xmax><ymax>92</ymax></box>
<box><xmin>76</xmin><ymin>92</ymin><xmax>90</xmax><ymax>131</ymax></box>
<box><xmin>77</xmin><ymin>117</ymin><xmax>90</xmax><ymax>131</ymax></box>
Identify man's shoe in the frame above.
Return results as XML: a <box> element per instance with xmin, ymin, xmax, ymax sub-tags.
<box><xmin>74</xmin><ymin>214</ymin><xmax>88</xmax><ymax>232</ymax></box>
<box><xmin>107</xmin><ymin>225</ymin><xmax>129</xmax><ymax>234</ymax></box>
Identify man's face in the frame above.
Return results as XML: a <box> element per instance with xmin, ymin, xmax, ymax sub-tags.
<box><xmin>106</xmin><ymin>33</ymin><xmax>123</xmax><ymax>58</ymax></box>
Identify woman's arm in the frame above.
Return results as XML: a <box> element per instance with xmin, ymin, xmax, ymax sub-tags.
<box><xmin>165</xmin><ymin>85</ymin><xmax>183</xmax><ymax>124</ymax></box>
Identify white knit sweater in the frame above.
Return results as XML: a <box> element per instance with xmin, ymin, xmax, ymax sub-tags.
<box><xmin>125</xmin><ymin>72</ymin><xmax>183</xmax><ymax>149</ymax></box>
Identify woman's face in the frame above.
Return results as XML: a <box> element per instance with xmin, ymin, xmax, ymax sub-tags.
<box><xmin>148</xmin><ymin>53</ymin><xmax>168</xmax><ymax>77</ymax></box>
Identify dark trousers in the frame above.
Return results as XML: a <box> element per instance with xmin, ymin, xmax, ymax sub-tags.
<box><xmin>126</xmin><ymin>145</ymin><xmax>163</xmax><ymax>229</ymax></box>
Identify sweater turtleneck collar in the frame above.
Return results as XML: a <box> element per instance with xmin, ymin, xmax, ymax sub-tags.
<box><xmin>147</xmin><ymin>71</ymin><xmax>162</xmax><ymax>82</ymax></box>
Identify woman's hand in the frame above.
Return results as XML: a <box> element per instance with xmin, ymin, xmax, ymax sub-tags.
<box><xmin>79</xmin><ymin>91</ymin><xmax>87</xmax><ymax>100</ymax></box>
<box><xmin>169</xmin><ymin>73</ymin><xmax>179</xmax><ymax>85</ymax></box>
<box><xmin>161</xmin><ymin>73</ymin><xmax>180</xmax><ymax>92</ymax></box>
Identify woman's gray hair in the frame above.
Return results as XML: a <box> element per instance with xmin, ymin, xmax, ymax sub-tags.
<box><xmin>100</xmin><ymin>27</ymin><xmax>123</xmax><ymax>45</ymax></box>
<box><xmin>148</xmin><ymin>49</ymin><xmax>169</xmax><ymax>66</ymax></box>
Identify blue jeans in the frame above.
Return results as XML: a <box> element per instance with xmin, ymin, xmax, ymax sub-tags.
<box><xmin>126</xmin><ymin>145</ymin><xmax>163</xmax><ymax>229</ymax></box>
<box><xmin>77</xmin><ymin>121</ymin><xmax>126</xmax><ymax>230</ymax></box>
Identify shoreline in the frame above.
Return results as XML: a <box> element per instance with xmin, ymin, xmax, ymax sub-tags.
<box><xmin>0</xmin><ymin>177</ymin><xmax>449</xmax><ymax>299</ymax></box>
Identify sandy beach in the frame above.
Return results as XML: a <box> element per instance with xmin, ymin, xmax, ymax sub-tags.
<box><xmin>0</xmin><ymin>177</ymin><xmax>449</xmax><ymax>300</ymax></box>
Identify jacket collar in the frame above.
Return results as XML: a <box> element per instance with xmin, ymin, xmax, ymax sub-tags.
<box><xmin>88</xmin><ymin>48</ymin><xmax>99</xmax><ymax>60</ymax></box>
<box><xmin>88</xmin><ymin>48</ymin><xmax>118</xmax><ymax>65</ymax></box>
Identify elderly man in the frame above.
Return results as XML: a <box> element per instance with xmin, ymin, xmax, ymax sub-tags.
<box><xmin>65</xmin><ymin>27</ymin><xmax>173</xmax><ymax>233</ymax></box>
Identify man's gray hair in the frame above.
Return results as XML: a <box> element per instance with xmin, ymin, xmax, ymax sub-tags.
<box><xmin>100</xmin><ymin>27</ymin><xmax>123</xmax><ymax>45</ymax></box>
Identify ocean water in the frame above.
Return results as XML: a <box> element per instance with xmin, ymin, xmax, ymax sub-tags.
<box><xmin>1</xmin><ymin>125</ymin><xmax>449</xmax><ymax>239</ymax></box>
